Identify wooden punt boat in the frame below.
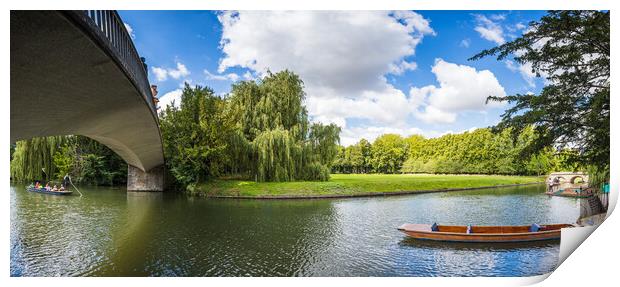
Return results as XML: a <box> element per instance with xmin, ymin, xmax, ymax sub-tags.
<box><xmin>26</xmin><ymin>186</ymin><xmax>73</xmax><ymax>196</ymax></box>
<box><xmin>545</xmin><ymin>187</ymin><xmax>593</xmax><ymax>198</ymax></box>
<box><xmin>398</xmin><ymin>223</ymin><xmax>575</xmax><ymax>243</ymax></box>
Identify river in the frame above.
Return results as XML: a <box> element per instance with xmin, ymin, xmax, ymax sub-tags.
<box><xmin>10</xmin><ymin>183</ymin><xmax>580</xmax><ymax>277</ymax></box>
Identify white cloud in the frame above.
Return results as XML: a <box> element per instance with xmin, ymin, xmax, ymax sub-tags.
<box><xmin>306</xmin><ymin>85</ymin><xmax>412</xmax><ymax>128</ymax></box>
<box><xmin>124</xmin><ymin>23</ymin><xmax>135</xmax><ymax>39</ymax></box>
<box><xmin>505</xmin><ymin>59</ymin><xmax>536</xmax><ymax>87</ymax></box>
<box><xmin>474</xmin><ymin>14</ymin><xmax>505</xmax><ymax>45</ymax></box>
<box><xmin>151</xmin><ymin>62</ymin><xmax>191</xmax><ymax>82</ymax></box>
<box><xmin>460</xmin><ymin>38</ymin><xmax>470</xmax><ymax>48</ymax></box>
<box><xmin>409</xmin><ymin>59</ymin><xmax>506</xmax><ymax>124</ymax></box>
<box><xmin>515</xmin><ymin>22</ymin><xmax>526</xmax><ymax>30</ymax></box>
<box><xmin>157</xmin><ymin>89</ymin><xmax>183</xmax><ymax>109</ymax></box>
<box><xmin>152</xmin><ymin>67</ymin><xmax>168</xmax><ymax>81</ymax></box>
<box><xmin>389</xmin><ymin>60</ymin><xmax>418</xmax><ymax>75</ymax></box>
<box><xmin>415</xmin><ymin>106</ymin><xmax>457</xmax><ymax>124</ymax></box>
<box><xmin>216</xmin><ymin>11</ymin><xmax>436</xmax><ymax>144</ymax></box>
<box><xmin>204</xmin><ymin>69</ymin><xmax>240</xmax><ymax>81</ymax></box>
<box><xmin>168</xmin><ymin>62</ymin><xmax>190</xmax><ymax>79</ymax></box>
<box><xmin>489</xmin><ymin>14</ymin><xmax>506</xmax><ymax>21</ymax></box>
<box><xmin>242</xmin><ymin>71</ymin><xmax>254</xmax><ymax>80</ymax></box>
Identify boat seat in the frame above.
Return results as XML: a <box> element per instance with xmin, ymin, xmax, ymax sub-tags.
<box><xmin>529</xmin><ymin>224</ymin><xmax>541</xmax><ymax>232</ymax></box>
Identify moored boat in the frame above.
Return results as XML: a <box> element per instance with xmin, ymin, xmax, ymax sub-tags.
<box><xmin>545</xmin><ymin>187</ymin><xmax>593</xmax><ymax>198</ymax></box>
<box><xmin>398</xmin><ymin>223</ymin><xmax>575</xmax><ymax>243</ymax></box>
<box><xmin>26</xmin><ymin>186</ymin><xmax>73</xmax><ymax>196</ymax></box>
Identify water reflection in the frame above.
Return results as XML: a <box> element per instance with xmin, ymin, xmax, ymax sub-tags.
<box><xmin>11</xmin><ymin>184</ymin><xmax>579</xmax><ymax>277</ymax></box>
<box><xmin>91</xmin><ymin>192</ymin><xmax>164</xmax><ymax>276</ymax></box>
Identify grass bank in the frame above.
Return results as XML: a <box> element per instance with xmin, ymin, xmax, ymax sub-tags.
<box><xmin>189</xmin><ymin>174</ymin><xmax>544</xmax><ymax>198</ymax></box>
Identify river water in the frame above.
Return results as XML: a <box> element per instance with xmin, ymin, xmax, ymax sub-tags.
<box><xmin>10</xmin><ymin>183</ymin><xmax>580</xmax><ymax>277</ymax></box>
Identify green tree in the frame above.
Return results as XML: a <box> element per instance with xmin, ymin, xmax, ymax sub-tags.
<box><xmin>371</xmin><ymin>134</ymin><xmax>407</xmax><ymax>173</ymax></box>
<box><xmin>159</xmin><ymin>70</ymin><xmax>340</xmax><ymax>185</ymax></box>
<box><xmin>226</xmin><ymin>70</ymin><xmax>340</xmax><ymax>182</ymax></box>
<box><xmin>159</xmin><ymin>84</ymin><xmax>233</xmax><ymax>187</ymax></box>
<box><xmin>470</xmin><ymin>11</ymin><xmax>609</xmax><ymax>179</ymax></box>
<box><xmin>11</xmin><ymin>135</ymin><xmax>127</xmax><ymax>185</ymax></box>
<box><xmin>11</xmin><ymin>136</ymin><xmax>65</xmax><ymax>182</ymax></box>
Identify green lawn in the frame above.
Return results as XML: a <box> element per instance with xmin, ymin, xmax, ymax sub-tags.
<box><xmin>190</xmin><ymin>174</ymin><xmax>543</xmax><ymax>198</ymax></box>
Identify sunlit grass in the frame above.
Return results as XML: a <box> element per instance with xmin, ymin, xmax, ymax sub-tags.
<box><xmin>191</xmin><ymin>173</ymin><xmax>543</xmax><ymax>198</ymax></box>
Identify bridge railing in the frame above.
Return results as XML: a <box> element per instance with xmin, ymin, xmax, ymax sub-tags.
<box><xmin>64</xmin><ymin>10</ymin><xmax>156</xmax><ymax>113</ymax></box>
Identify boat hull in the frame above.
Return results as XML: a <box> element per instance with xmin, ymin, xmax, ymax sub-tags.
<box><xmin>26</xmin><ymin>187</ymin><xmax>73</xmax><ymax>196</ymax></box>
<box><xmin>398</xmin><ymin>223</ymin><xmax>573</xmax><ymax>243</ymax></box>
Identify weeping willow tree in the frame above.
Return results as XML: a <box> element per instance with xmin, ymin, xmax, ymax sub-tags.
<box><xmin>227</xmin><ymin>70</ymin><xmax>341</xmax><ymax>182</ymax></box>
<box><xmin>10</xmin><ymin>135</ymin><xmax>127</xmax><ymax>185</ymax></box>
<box><xmin>158</xmin><ymin>70</ymin><xmax>341</xmax><ymax>185</ymax></box>
<box><xmin>252</xmin><ymin>128</ymin><xmax>299</xmax><ymax>182</ymax></box>
<box><xmin>10</xmin><ymin>136</ymin><xmax>66</xmax><ymax>182</ymax></box>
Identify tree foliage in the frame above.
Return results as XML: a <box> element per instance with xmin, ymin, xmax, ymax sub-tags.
<box><xmin>159</xmin><ymin>84</ymin><xmax>233</xmax><ymax>187</ymax></box>
<box><xmin>11</xmin><ymin>135</ymin><xmax>126</xmax><ymax>185</ymax></box>
<box><xmin>370</xmin><ymin>134</ymin><xmax>407</xmax><ymax>173</ymax></box>
<box><xmin>11</xmin><ymin>136</ymin><xmax>65</xmax><ymax>182</ymax></box>
<box><xmin>159</xmin><ymin>70</ymin><xmax>341</xmax><ymax>185</ymax></box>
<box><xmin>332</xmin><ymin>127</ymin><xmax>574</xmax><ymax>175</ymax></box>
<box><xmin>469</xmin><ymin>10</ymin><xmax>609</xmax><ymax>179</ymax></box>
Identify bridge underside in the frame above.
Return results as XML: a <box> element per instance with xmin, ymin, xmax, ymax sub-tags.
<box><xmin>11</xmin><ymin>11</ymin><xmax>165</xmax><ymax>190</ymax></box>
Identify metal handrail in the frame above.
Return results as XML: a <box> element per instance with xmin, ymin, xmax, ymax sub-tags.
<box><xmin>63</xmin><ymin>10</ymin><xmax>156</xmax><ymax>113</ymax></box>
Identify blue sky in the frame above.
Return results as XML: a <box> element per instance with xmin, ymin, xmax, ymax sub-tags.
<box><xmin>119</xmin><ymin>10</ymin><xmax>548</xmax><ymax>146</ymax></box>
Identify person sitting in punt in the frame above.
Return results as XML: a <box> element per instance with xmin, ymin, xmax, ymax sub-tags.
<box><xmin>52</xmin><ymin>185</ymin><xmax>58</xmax><ymax>191</ymax></box>
<box><xmin>34</xmin><ymin>182</ymin><xmax>40</xmax><ymax>189</ymax></box>
<box><xmin>45</xmin><ymin>183</ymin><xmax>51</xmax><ymax>191</ymax></box>
<box><xmin>59</xmin><ymin>185</ymin><xmax>65</xmax><ymax>191</ymax></box>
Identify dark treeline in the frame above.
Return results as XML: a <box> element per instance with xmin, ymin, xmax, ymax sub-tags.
<box><xmin>159</xmin><ymin>70</ymin><xmax>341</xmax><ymax>188</ymax></box>
<box><xmin>10</xmin><ymin>135</ymin><xmax>127</xmax><ymax>185</ymax></box>
<box><xmin>332</xmin><ymin>127</ymin><xmax>575</xmax><ymax>176</ymax></box>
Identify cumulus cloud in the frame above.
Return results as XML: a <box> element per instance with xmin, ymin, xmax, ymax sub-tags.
<box><xmin>124</xmin><ymin>23</ymin><xmax>135</xmax><ymax>39</ymax></box>
<box><xmin>157</xmin><ymin>89</ymin><xmax>183</xmax><ymax>109</ymax></box>
<box><xmin>204</xmin><ymin>69</ymin><xmax>240</xmax><ymax>81</ymax></box>
<box><xmin>152</xmin><ymin>67</ymin><xmax>168</xmax><ymax>81</ymax></box>
<box><xmin>216</xmin><ymin>10</ymin><xmax>436</xmax><ymax>142</ymax></box>
<box><xmin>218</xmin><ymin>11</ymin><xmax>434</xmax><ymax>92</ymax></box>
<box><xmin>168</xmin><ymin>62</ymin><xmax>190</xmax><ymax>79</ymax></box>
<box><xmin>151</xmin><ymin>62</ymin><xmax>190</xmax><ymax>82</ymax></box>
<box><xmin>409</xmin><ymin>59</ymin><xmax>506</xmax><ymax>124</ymax></box>
<box><xmin>306</xmin><ymin>85</ymin><xmax>413</xmax><ymax>129</ymax></box>
<box><xmin>474</xmin><ymin>14</ymin><xmax>505</xmax><ymax>45</ymax></box>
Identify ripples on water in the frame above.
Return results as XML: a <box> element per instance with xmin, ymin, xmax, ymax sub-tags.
<box><xmin>10</xmin><ymin>184</ymin><xmax>579</xmax><ymax>277</ymax></box>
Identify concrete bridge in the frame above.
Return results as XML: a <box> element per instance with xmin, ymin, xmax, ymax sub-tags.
<box><xmin>11</xmin><ymin>11</ymin><xmax>165</xmax><ymax>191</ymax></box>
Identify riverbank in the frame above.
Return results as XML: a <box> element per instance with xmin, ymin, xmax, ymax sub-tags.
<box><xmin>189</xmin><ymin>174</ymin><xmax>544</xmax><ymax>199</ymax></box>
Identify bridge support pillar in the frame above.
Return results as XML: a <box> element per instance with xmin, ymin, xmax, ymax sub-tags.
<box><xmin>127</xmin><ymin>165</ymin><xmax>165</xmax><ymax>192</ymax></box>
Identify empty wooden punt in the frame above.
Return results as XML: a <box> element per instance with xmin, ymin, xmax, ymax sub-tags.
<box><xmin>397</xmin><ymin>223</ymin><xmax>575</xmax><ymax>243</ymax></box>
